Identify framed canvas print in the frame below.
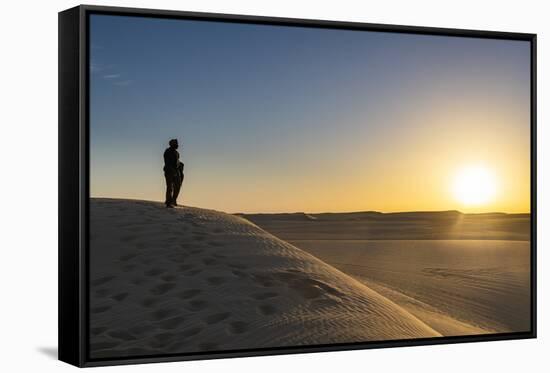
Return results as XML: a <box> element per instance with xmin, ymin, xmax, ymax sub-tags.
<box><xmin>58</xmin><ymin>5</ymin><xmax>537</xmax><ymax>367</ymax></box>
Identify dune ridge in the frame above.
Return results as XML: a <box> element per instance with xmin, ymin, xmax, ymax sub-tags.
<box><xmin>89</xmin><ymin>198</ymin><xmax>439</xmax><ymax>358</ymax></box>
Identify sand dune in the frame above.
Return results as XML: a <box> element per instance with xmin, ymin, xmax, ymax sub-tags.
<box><xmin>290</xmin><ymin>240</ymin><xmax>530</xmax><ymax>336</ymax></box>
<box><xmin>241</xmin><ymin>212</ymin><xmax>531</xmax><ymax>336</ymax></box>
<box><xmin>89</xmin><ymin>199</ymin><xmax>439</xmax><ymax>359</ymax></box>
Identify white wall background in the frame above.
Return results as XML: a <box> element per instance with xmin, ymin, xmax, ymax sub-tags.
<box><xmin>0</xmin><ymin>0</ymin><xmax>547</xmax><ymax>371</ymax></box>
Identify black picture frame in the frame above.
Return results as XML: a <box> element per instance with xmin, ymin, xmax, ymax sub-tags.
<box><xmin>59</xmin><ymin>4</ymin><xmax>537</xmax><ymax>367</ymax></box>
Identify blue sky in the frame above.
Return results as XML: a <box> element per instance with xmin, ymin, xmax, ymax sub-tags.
<box><xmin>89</xmin><ymin>14</ymin><xmax>530</xmax><ymax>213</ymax></box>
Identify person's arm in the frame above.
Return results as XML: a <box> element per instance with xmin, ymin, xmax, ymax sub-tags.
<box><xmin>178</xmin><ymin>161</ymin><xmax>184</xmax><ymax>183</ymax></box>
<box><xmin>164</xmin><ymin>149</ymin><xmax>178</xmax><ymax>170</ymax></box>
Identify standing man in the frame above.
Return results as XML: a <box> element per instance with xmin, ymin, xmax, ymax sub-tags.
<box><xmin>163</xmin><ymin>138</ymin><xmax>183</xmax><ymax>208</ymax></box>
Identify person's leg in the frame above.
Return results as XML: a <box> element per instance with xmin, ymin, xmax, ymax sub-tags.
<box><xmin>165</xmin><ymin>175</ymin><xmax>174</xmax><ymax>206</ymax></box>
<box><xmin>172</xmin><ymin>179</ymin><xmax>181</xmax><ymax>206</ymax></box>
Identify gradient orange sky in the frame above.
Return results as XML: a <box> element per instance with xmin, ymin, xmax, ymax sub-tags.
<box><xmin>90</xmin><ymin>16</ymin><xmax>531</xmax><ymax>214</ymax></box>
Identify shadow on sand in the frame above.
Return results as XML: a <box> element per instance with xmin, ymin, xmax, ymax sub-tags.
<box><xmin>37</xmin><ymin>346</ymin><xmax>57</xmax><ymax>360</ymax></box>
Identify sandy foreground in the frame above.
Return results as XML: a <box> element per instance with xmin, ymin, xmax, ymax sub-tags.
<box><xmin>89</xmin><ymin>199</ymin><xmax>439</xmax><ymax>359</ymax></box>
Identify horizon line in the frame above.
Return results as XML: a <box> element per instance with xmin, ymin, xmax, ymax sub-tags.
<box><xmin>89</xmin><ymin>197</ymin><xmax>530</xmax><ymax>216</ymax></box>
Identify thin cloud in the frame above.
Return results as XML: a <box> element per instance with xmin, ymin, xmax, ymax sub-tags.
<box><xmin>90</xmin><ymin>62</ymin><xmax>101</xmax><ymax>73</ymax></box>
<box><xmin>91</xmin><ymin>61</ymin><xmax>131</xmax><ymax>85</ymax></box>
<box><xmin>114</xmin><ymin>80</ymin><xmax>133</xmax><ymax>86</ymax></box>
<box><xmin>90</xmin><ymin>61</ymin><xmax>116</xmax><ymax>74</ymax></box>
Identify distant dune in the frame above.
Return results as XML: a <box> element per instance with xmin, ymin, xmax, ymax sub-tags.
<box><xmin>238</xmin><ymin>210</ymin><xmax>530</xmax><ymax>241</ymax></box>
<box><xmin>89</xmin><ymin>199</ymin><xmax>440</xmax><ymax>359</ymax></box>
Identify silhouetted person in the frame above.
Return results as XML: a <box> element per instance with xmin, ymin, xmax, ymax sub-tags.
<box><xmin>164</xmin><ymin>139</ymin><xmax>183</xmax><ymax>208</ymax></box>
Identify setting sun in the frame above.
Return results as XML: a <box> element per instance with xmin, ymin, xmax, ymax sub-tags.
<box><xmin>452</xmin><ymin>165</ymin><xmax>497</xmax><ymax>206</ymax></box>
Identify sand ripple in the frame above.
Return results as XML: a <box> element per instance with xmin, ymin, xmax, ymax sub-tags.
<box><xmin>89</xmin><ymin>198</ymin><xmax>439</xmax><ymax>358</ymax></box>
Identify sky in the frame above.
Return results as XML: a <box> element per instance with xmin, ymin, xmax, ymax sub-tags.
<box><xmin>89</xmin><ymin>14</ymin><xmax>531</xmax><ymax>214</ymax></box>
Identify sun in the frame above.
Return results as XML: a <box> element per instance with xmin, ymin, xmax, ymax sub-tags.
<box><xmin>452</xmin><ymin>165</ymin><xmax>497</xmax><ymax>206</ymax></box>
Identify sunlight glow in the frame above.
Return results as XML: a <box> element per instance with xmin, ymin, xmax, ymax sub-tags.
<box><xmin>453</xmin><ymin>165</ymin><xmax>497</xmax><ymax>206</ymax></box>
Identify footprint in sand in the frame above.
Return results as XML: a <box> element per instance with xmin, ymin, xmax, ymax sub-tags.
<box><xmin>203</xmin><ymin>312</ymin><xmax>231</xmax><ymax>325</ymax></box>
<box><xmin>129</xmin><ymin>323</ymin><xmax>154</xmax><ymax>335</ymax></box>
<box><xmin>171</xmin><ymin>253</ymin><xmax>189</xmax><ymax>263</ymax></box>
<box><xmin>257</xmin><ymin>304</ymin><xmax>277</xmax><ymax>316</ymax></box>
<box><xmin>154</xmin><ymin>330</ymin><xmax>175</xmax><ymax>342</ymax></box>
<box><xmin>185</xmin><ymin>269</ymin><xmax>203</xmax><ymax>277</ymax></box>
<box><xmin>140</xmin><ymin>257</ymin><xmax>155</xmax><ymax>265</ymax></box>
<box><xmin>231</xmin><ymin>270</ymin><xmax>249</xmax><ymax>278</ymax></box>
<box><xmin>178</xmin><ymin>264</ymin><xmax>194</xmax><ymax>271</ymax></box>
<box><xmin>141</xmin><ymin>297</ymin><xmax>160</xmax><ymax>307</ymax></box>
<box><xmin>259</xmin><ymin>280</ymin><xmax>276</xmax><ymax>288</ymax></box>
<box><xmin>193</xmin><ymin>233</ymin><xmax>207</xmax><ymax>241</ymax></box>
<box><xmin>144</xmin><ymin>267</ymin><xmax>165</xmax><ymax>277</ymax></box>
<box><xmin>149</xmin><ymin>282</ymin><xmax>176</xmax><ymax>295</ymax></box>
<box><xmin>161</xmin><ymin>274</ymin><xmax>177</xmax><ymax>282</ymax></box>
<box><xmin>150</xmin><ymin>308</ymin><xmax>180</xmax><ymax>321</ymax></box>
<box><xmin>126</xmin><ymin>226</ymin><xmax>144</xmax><ymax>233</ymax></box>
<box><xmin>206</xmin><ymin>276</ymin><xmax>226</xmax><ymax>285</ymax></box>
<box><xmin>181</xmin><ymin>326</ymin><xmax>203</xmax><ymax>338</ymax></box>
<box><xmin>251</xmin><ymin>291</ymin><xmax>279</xmax><ymax>300</ymax></box>
<box><xmin>187</xmin><ymin>299</ymin><xmax>208</xmax><ymax>311</ymax></box>
<box><xmin>251</xmin><ymin>273</ymin><xmax>276</xmax><ymax>288</ymax></box>
<box><xmin>111</xmin><ymin>292</ymin><xmax>129</xmax><ymax>301</ymax></box>
<box><xmin>228</xmin><ymin>321</ymin><xmax>249</xmax><ymax>334</ymax></box>
<box><xmin>202</xmin><ymin>258</ymin><xmax>218</xmax><ymax>265</ymax></box>
<box><xmin>131</xmin><ymin>276</ymin><xmax>148</xmax><ymax>285</ymax></box>
<box><xmin>162</xmin><ymin>236</ymin><xmax>180</xmax><ymax>245</ymax></box>
<box><xmin>178</xmin><ymin>289</ymin><xmax>202</xmax><ymax>300</ymax></box>
<box><xmin>119</xmin><ymin>252</ymin><xmax>138</xmax><ymax>262</ymax></box>
<box><xmin>120</xmin><ymin>235</ymin><xmax>136</xmax><ymax>242</ymax></box>
<box><xmin>157</xmin><ymin>316</ymin><xmax>186</xmax><ymax>329</ymax></box>
<box><xmin>121</xmin><ymin>264</ymin><xmax>137</xmax><ymax>272</ymax></box>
